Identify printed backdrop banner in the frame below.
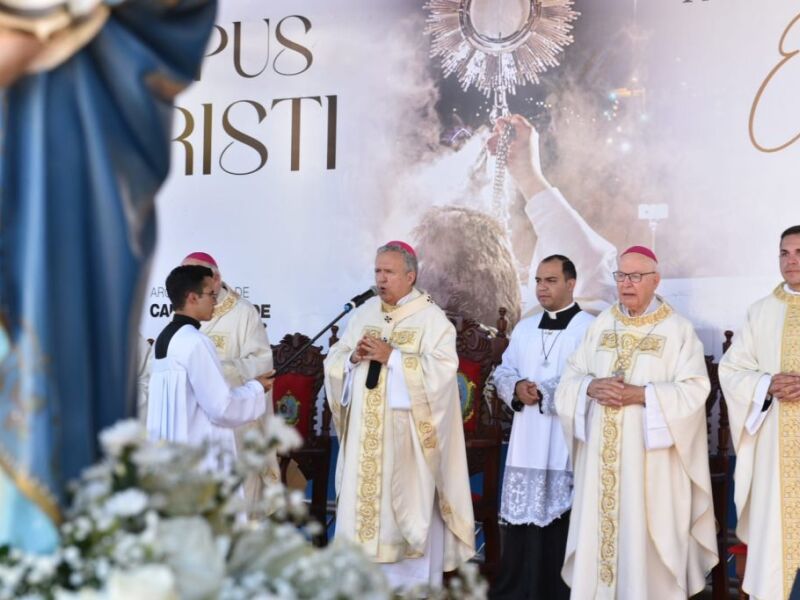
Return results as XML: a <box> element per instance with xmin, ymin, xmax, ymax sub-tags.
<box><xmin>140</xmin><ymin>0</ymin><xmax>800</xmax><ymax>356</ymax></box>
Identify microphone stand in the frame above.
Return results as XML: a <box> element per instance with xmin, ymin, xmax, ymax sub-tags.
<box><xmin>272</xmin><ymin>300</ymin><xmax>366</xmax><ymax>377</ymax></box>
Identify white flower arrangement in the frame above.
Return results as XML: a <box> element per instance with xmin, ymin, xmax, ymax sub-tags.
<box><xmin>0</xmin><ymin>417</ymin><xmax>486</xmax><ymax>599</ymax></box>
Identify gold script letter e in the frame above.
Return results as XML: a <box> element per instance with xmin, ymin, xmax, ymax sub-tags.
<box><xmin>750</xmin><ymin>13</ymin><xmax>800</xmax><ymax>153</ymax></box>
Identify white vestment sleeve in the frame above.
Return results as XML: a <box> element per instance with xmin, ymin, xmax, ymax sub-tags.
<box><xmin>186</xmin><ymin>339</ymin><xmax>266</xmax><ymax>428</ymax></box>
<box><xmin>387</xmin><ymin>349</ymin><xmax>411</xmax><ymax>410</ymax></box>
<box><xmin>493</xmin><ymin>333</ymin><xmax>523</xmax><ymax>408</ymax></box>
<box><xmin>643</xmin><ymin>384</ymin><xmax>674</xmax><ymax>450</ymax></box>
<box><xmin>223</xmin><ymin>305</ymin><xmax>272</xmax><ymax>380</ymax></box>
<box><xmin>575</xmin><ymin>376</ymin><xmax>593</xmax><ymax>442</ymax></box>
<box><xmin>137</xmin><ymin>335</ymin><xmax>152</xmax><ymax>422</ymax></box>
<box><xmin>525</xmin><ymin>188</ymin><xmax>617</xmax><ymax>311</ymax></box>
<box><xmin>341</xmin><ymin>355</ymin><xmax>357</xmax><ymax>407</ymax></box>
<box><xmin>745</xmin><ymin>374</ymin><xmax>772</xmax><ymax>435</ymax></box>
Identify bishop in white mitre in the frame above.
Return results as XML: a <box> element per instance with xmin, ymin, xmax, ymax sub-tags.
<box><xmin>555</xmin><ymin>246</ymin><xmax>718</xmax><ymax>599</ymax></box>
<box><xmin>719</xmin><ymin>226</ymin><xmax>800</xmax><ymax>600</ymax></box>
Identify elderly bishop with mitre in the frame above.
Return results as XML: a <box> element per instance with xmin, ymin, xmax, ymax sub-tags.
<box><xmin>554</xmin><ymin>245</ymin><xmax>718</xmax><ymax>599</ymax></box>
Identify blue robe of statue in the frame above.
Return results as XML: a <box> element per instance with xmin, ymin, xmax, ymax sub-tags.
<box><xmin>0</xmin><ymin>0</ymin><xmax>216</xmax><ymax>551</ymax></box>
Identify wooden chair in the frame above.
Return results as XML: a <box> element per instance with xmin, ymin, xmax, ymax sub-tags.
<box><xmin>705</xmin><ymin>330</ymin><xmax>734</xmax><ymax>600</ymax></box>
<box><xmin>271</xmin><ymin>332</ymin><xmax>332</xmax><ymax>545</ymax></box>
<box><xmin>448</xmin><ymin>311</ymin><xmax>504</xmax><ymax>581</ymax></box>
<box><xmin>490</xmin><ymin>307</ymin><xmax>515</xmax><ymax>443</ymax></box>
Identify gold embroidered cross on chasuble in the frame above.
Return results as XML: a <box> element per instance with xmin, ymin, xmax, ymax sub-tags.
<box><xmin>354</xmin><ymin>317</ymin><xmax>421</xmax><ymax>550</ymax></box>
<box><xmin>594</xmin><ymin>303</ymin><xmax>670</xmax><ymax>593</ymax></box>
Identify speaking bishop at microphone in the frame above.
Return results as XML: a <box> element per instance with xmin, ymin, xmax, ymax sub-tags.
<box><xmin>324</xmin><ymin>241</ymin><xmax>475</xmax><ymax>590</ymax></box>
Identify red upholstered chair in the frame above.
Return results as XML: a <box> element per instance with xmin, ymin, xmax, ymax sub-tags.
<box><xmin>448</xmin><ymin>311</ymin><xmax>505</xmax><ymax>582</ymax></box>
<box><xmin>271</xmin><ymin>332</ymin><xmax>331</xmax><ymax>545</ymax></box>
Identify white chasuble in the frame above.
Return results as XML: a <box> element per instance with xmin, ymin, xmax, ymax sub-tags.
<box><xmin>719</xmin><ymin>284</ymin><xmax>800</xmax><ymax>600</ymax></box>
<box><xmin>198</xmin><ymin>284</ymin><xmax>279</xmax><ymax>506</ymax></box>
<box><xmin>555</xmin><ymin>299</ymin><xmax>718</xmax><ymax>599</ymax></box>
<box><xmin>324</xmin><ymin>289</ymin><xmax>475</xmax><ymax>576</ymax></box>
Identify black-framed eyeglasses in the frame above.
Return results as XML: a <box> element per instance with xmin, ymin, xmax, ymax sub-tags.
<box><xmin>612</xmin><ymin>271</ymin><xmax>656</xmax><ymax>283</ymax></box>
<box><xmin>198</xmin><ymin>290</ymin><xmax>218</xmax><ymax>299</ymax></box>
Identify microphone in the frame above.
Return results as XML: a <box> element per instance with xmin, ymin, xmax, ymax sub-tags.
<box><xmin>344</xmin><ymin>286</ymin><xmax>377</xmax><ymax>312</ymax></box>
<box><xmin>366</xmin><ymin>358</ymin><xmax>381</xmax><ymax>389</ymax></box>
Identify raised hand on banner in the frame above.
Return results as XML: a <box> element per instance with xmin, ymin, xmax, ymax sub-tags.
<box><xmin>0</xmin><ymin>29</ymin><xmax>43</xmax><ymax>87</ymax></box>
<box><xmin>486</xmin><ymin>113</ymin><xmax>551</xmax><ymax>199</ymax></box>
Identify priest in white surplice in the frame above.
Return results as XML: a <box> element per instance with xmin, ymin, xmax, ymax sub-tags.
<box><xmin>324</xmin><ymin>241</ymin><xmax>474</xmax><ymax>591</ymax></box>
<box><xmin>555</xmin><ymin>246</ymin><xmax>718</xmax><ymax>599</ymax></box>
<box><xmin>180</xmin><ymin>252</ymin><xmax>279</xmax><ymax>505</ymax></box>
<box><xmin>147</xmin><ymin>265</ymin><xmax>273</xmax><ymax>471</ymax></box>
<box><xmin>719</xmin><ymin>225</ymin><xmax>800</xmax><ymax>600</ymax></box>
<box><xmin>490</xmin><ymin>255</ymin><xmax>594</xmax><ymax>600</ymax></box>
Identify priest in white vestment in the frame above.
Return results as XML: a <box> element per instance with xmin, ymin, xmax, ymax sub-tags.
<box><xmin>491</xmin><ymin>255</ymin><xmax>594</xmax><ymax>600</ymax></box>
<box><xmin>180</xmin><ymin>252</ymin><xmax>279</xmax><ymax>506</ymax></box>
<box><xmin>719</xmin><ymin>225</ymin><xmax>800</xmax><ymax>600</ymax></box>
<box><xmin>555</xmin><ymin>246</ymin><xmax>718</xmax><ymax>599</ymax></box>
<box><xmin>324</xmin><ymin>242</ymin><xmax>475</xmax><ymax>591</ymax></box>
<box><xmin>147</xmin><ymin>265</ymin><xmax>273</xmax><ymax>472</ymax></box>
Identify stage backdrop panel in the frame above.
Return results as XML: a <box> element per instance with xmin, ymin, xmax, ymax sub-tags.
<box><xmin>141</xmin><ymin>0</ymin><xmax>800</xmax><ymax>356</ymax></box>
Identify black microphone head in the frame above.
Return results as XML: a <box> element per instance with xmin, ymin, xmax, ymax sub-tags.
<box><xmin>345</xmin><ymin>286</ymin><xmax>378</xmax><ymax>311</ymax></box>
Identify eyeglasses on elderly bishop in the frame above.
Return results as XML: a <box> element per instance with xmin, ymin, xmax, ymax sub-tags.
<box><xmin>612</xmin><ymin>271</ymin><xmax>656</xmax><ymax>283</ymax></box>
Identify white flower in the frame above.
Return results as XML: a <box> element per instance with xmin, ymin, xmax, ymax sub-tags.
<box><xmin>95</xmin><ymin>558</ymin><xmax>110</xmax><ymax>580</ymax></box>
<box><xmin>81</xmin><ymin>463</ymin><xmax>111</xmax><ymax>481</ymax></box>
<box><xmin>156</xmin><ymin>517</ymin><xmax>225</xmax><ymax>600</ymax></box>
<box><xmin>131</xmin><ymin>444</ymin><xmax>177</xmax><ymax>469</ymax></box>
<box><xmin>107</xmin><ymin>565</ymin><xmax>178</xmax><ymax>600</ymax></box>
<box><xmin>264</xmin><ymin>416</ymin><xmax>302</xmax><ymax>454</ymax></box>
<box><xmin>99</xmin><ymin>420</ymin><xmax>145</xmax><ymax>457</ymax></box>
<box><xmin>62</xmin><ymin>546</ymin><xmax>81</xmax><ymax>566</ymax></box>
<box><xmin>0</xmin><ymin>564</ymin><xmax>24</xmax><ymax>589</ymax></box>
<box><xmin>55</xmin><ymin>587</ymin><xmax>104</xmax><ymax>600</ymax></box>
<box><xmin>26</xmin><ymin>554</ymin><xmax>58</xmax><ymax>584</ymax></box>
<box><xmin>104</xmin><ymin>489</ymin><xmax>149</xmax><ymax>518</ymax></box>
<box><xmin>81</xmin><ymin>480</ymin><xmax>110</xmax><ymax>503</ymax></box>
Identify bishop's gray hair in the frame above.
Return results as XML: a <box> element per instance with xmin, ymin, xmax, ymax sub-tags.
<box><xmin>377</xmin><ymin>244</ymin><xmax>418</xmax><ymax>275</ymax></box>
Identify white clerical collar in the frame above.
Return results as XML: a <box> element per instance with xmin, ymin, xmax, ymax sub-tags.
<box><xmin>620</xmin><ymin>296</ymin><xmax>661</xmax><ymax>317</ymax></box>
<box><xmin>396</xmin><ymin>288</ymin><xmax>420</xmax><ymax>306</ymax></box>
<box><xmin>545</xmin><ymin>301</ymin><xmax>576</xmax><ymax>320</ymax></box>
<box><xmin>784</xmin><ymin>283</ymin><xmax>800</xmax><ymax>296</ymax></box>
